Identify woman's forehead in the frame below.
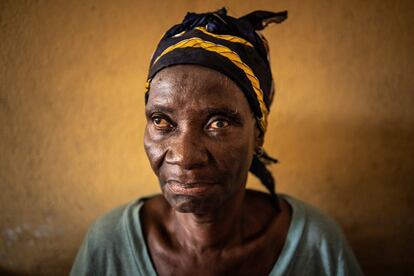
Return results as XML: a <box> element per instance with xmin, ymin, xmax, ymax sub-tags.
<box><xmin>148</xmin><ymin>65</ymin><xmax>250</xmax><ymax>111</ymax></box>
<box><xmin>151</xmin><ymin>65</ymin><xmax>236</xmax><ymax>91</ymax></box>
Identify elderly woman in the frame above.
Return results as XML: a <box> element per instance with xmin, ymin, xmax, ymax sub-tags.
<box><xmin>71</xmin><ymin>8</ymin><xmax>362</xmax><ymax>276</ymax></box>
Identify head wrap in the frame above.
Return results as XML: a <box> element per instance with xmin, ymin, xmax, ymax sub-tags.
<box><xmin>145</xmin><ymin>8</ymin><xmax>287</xmax><ymax>210</ymax></box>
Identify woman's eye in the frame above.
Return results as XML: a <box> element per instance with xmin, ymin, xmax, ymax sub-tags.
<box><xmin>152</xmin><ymin>117</ymin><xmax>172</xmax><ymax>129</ymax></box>
<box><xmin>208</xmin><ymin>119</ymin><xmax>229</xmax><ymax>129</ymax></box>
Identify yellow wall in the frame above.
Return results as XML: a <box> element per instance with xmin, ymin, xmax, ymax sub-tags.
<box><xmin>1</xmin><ymin>0</ymin><xmax>413</xmax><ymax>275</ymax></box>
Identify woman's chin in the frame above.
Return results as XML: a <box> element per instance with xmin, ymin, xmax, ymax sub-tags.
<box><xmin>165</xmin><ymin>192</ymin><xmax>224</xmax><ymax>215</ymax></box>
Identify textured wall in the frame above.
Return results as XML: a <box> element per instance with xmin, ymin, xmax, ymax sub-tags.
<box><xmin>0</xmin><ymin>0</ymin><xmax>413</xmax><ymax>275</ymax></box>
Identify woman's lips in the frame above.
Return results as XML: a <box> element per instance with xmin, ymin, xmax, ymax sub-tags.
<box><xmin>166</xmin><ymin>180</ymin><xmax>217</xmax><ymax>195</ymax></box>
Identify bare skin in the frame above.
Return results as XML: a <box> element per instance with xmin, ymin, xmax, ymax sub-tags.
<box><xmin>143</xmin><ymin>65</ymin><xmax>291</xmax><ymax>275</ymax></box>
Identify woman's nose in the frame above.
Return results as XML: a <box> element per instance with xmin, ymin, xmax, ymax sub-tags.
<box><xmin>165</xmin><ymin>129</ymin><xmax>210</xmax><ymax>169</ymax></box>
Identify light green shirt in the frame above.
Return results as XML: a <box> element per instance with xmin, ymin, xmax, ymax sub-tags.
<box><xmin>70</xmin><ymin>194</ymin><xmax>363</xmax><ymax>275</ymax></box>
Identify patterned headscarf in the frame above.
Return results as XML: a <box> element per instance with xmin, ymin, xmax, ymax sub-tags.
<box><xmin>145</xmin><ymin>8</ymin><xmax>287</xmax><ymax>210</ymax></box>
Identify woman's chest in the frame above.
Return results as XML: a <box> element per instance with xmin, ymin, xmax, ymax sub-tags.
<box><xmin>147</xmin><ymin>239</ymin><xmax>281</xmax><ymax>276</ymax></box>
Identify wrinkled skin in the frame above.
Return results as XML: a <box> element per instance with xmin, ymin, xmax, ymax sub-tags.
<box><xmin>143</xmin><ymin>65</ymin><xmax>291</xmax><ymax>275</ymax></box>
<box><xmin>144</xmin><ymin>64</ymin><xmax>261</xmax><ymax>215</ymax></box>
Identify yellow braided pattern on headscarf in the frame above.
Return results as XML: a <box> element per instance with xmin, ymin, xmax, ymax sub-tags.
<box><xmin>194</xmin><ymin>27</ymin><xmax>254</xmax><ymax>47</ymax></box>
<box><xmin>148</xmin><ymin>37</ymin><xmax>268</xmax><ymax>131</ymax></box>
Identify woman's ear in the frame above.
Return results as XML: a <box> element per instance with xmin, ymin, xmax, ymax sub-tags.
<box><xmin>254</xmin><ymin>125</ymin><xmax>264</xmax><ymax>149</ymax></box>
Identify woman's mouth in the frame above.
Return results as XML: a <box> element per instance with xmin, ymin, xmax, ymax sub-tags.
<box><xmin>166</xmin><ymin>180</ymin><xmax>217</xmax><ymax>195</ymax></box>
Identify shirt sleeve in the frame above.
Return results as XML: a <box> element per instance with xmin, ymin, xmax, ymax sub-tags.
<box><xmin>277</xmin><ymin>196</ymin><xmax>364</xmax><ymax>276</ymax></box>
<box><xmin>69</xmin><ymin>204</ymin><xmax>131</xmax><ymax>276</ymax></box>
<box><xmin>335</xmin><ymin>233</ymin><xmax>364</xmax><ymax>276</ymax></box>
<box><xmin>300</xmin><ymin>205</ymin><xmax>364</xmax><ymax>276</ymax></box>
<box><xmin>70</xmin><ymin>225</ymin><xmax>99</xmax><ymax>276</ymax></box>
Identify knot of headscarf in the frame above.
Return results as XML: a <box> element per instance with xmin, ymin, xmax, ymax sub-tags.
<box><xmin>145</xmin><ymin>7</ymin><xmax>287</xmax><ymax>210</ymax></box>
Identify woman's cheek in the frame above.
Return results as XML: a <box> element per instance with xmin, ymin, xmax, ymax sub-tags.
<box><xmin>224</xmin><ymin>140</ymin><xmax>254</xmax><ymax>174</ymax></box>
<box><xmin>144</xmin><ymin>130</ymin><xmax>167</xmax><ymax>175</ymax></box>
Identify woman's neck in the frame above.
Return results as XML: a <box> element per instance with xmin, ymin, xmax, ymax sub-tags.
<box><xmin>171</xmin><ymin>191</ymin><xmax>246</xmax><ymax>253</ymax></box>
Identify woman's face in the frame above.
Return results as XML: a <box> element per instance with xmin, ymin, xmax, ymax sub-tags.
<box><xmin>144</xmin><ymin>65</ymin><xmax>261</xmax><ymax>214</ymax></box>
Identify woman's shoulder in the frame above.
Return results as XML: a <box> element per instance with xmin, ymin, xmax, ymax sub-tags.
<box><xmin>280</xmin><ymin>194</ymin><xmax>345</xmax><ymax>242</ymax></box>
<box><xmin>272</xmin><ymin>194</ymin><xmax>363</xmax><ymax>276</ymax></box>
<box><xmin>70</xmin><ymin>195</ymin><xmax>160</xmax><ymax>276</ymax></box>
<box><xmin>244</xmin><ymin>190</ymin><xmax>344</xmax><ymax>242</ymax></box>
<box><xmin>80</xmin><ymin>198</ymin><xmax>142</xmax><ymax>248</ymax></box>
<box><xmin>88</xmin><ymin>194</ymin><xmax>163</xmax><ymax>238</ymax></box>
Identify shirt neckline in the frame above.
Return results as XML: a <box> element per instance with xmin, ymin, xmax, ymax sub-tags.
<box><xmin>128</xmin><ymin>194</ymin><xmax>306</xmax><ymax>276</ymax></box>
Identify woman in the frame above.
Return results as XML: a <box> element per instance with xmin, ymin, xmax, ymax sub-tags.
<box><xmin>71</xmin><ymin>8</ymin><xmax>362</xmax><ymax>275</ymax></box>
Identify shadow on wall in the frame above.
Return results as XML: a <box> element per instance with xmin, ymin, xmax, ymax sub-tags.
<box><xmin>0</xmin><ymin>254</ymin><xmax>74</xmax><ymax>276</ymax></box>
<box><xmin>0</xmin><ymin>267</ymin><xmax>29</xmax><ymax>276</ymax></box>
<box><xmin>0</xmin><ymin>264</ymin><xmax>71</xmax><ymax>276</ymax></box>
